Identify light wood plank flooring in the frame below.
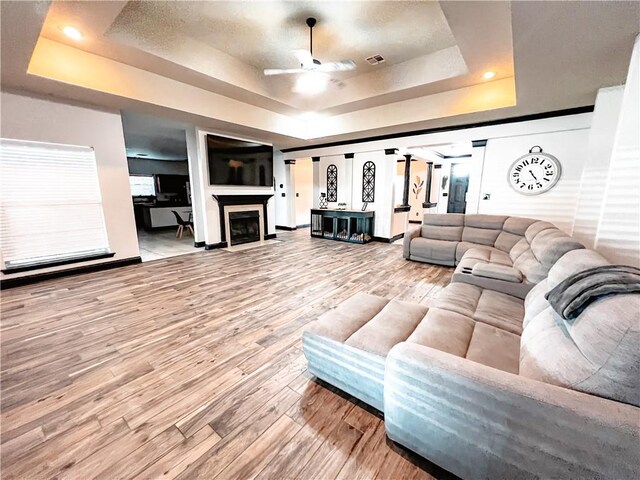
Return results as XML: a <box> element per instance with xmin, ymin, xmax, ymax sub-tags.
<box><xmin>0</xmin><ymin>229</ymin><xmax>454</xmax><ymax>480</ymax></box>
<box><xmin>137</xmin><ymin>229</ymin><xmax>199</xmax><ymax>262</ymax></box>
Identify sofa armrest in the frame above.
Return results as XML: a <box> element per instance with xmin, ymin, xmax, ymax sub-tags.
<box><xmin>471</xmin><ymin>263</ymin><xmax>523</xmax><ymax>283</ymax></box>
<box><xmin>403</xmin><ymin>226</ymin><xmax>421</xmax><ymax>259</ymax></box>
<box><xmin>385</xmin><ymin>342</ymin><xmax>639</xmax><ymax>480</ymax></box>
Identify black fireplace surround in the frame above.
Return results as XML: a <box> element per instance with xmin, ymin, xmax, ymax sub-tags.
<box><xmin>208</xmin><ymin>194</ymin><xmax>275</xmax><ymax>249</ymax></box>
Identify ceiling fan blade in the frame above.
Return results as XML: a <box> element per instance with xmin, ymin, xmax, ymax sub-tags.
<box><xmin>292</xmin><ymin>49</ymin><xmax>314</xmax><ymax>68</ymax></box>
<box><xmin>263</xmin><ymin>68</ymin><xmax>307</xmax><ymax>76</ymax></box>
<box><xmin>316</xmin><ymin>60</ymin><xmax>357</xmax><ymax>72</ymax></box>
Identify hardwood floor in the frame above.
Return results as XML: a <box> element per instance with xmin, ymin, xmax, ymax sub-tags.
<box><xmin>0</xmin><ymin>229</ymin><xmax>453</xmax><ymax>480</ymax></box>
<box><xmin>137</xmin><ymin>229</ymin><xmax>199</xmax><ymax>262</ymax></box>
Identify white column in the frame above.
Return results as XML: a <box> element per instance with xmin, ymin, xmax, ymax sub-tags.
<box><xmin>185</xmin><ymin>126</ymin><xmax>206</xmax><ymax>244</ymax></box>
<box><xmin>466</xmin><ymin>140</ymin><xmax>487</xmax><ymax>214</ymax></box>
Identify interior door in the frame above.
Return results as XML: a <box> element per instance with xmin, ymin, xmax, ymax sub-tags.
<box><xmin>447</xmin><ymin>164</ymin><xmax>470</xmax><ymax>213</ymax></box>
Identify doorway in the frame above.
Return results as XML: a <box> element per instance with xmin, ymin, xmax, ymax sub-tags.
<box><xmin>122</xmin><ymin>111</ymin><xmax>197</xmax><ymax>262</ymax></box>
<box><xmin>447</xmin><ymin>163</ymin><xmax>470</xmax><ymax>213</ymax></box>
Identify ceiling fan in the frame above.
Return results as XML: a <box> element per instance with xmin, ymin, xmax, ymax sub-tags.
<box><xmin>263</xmin><ymin>17</ymin><xmax>356</xmax><ymax>76</ymax></box>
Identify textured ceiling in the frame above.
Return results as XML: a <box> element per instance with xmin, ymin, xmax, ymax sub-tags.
<box><xmin>108</xmin><ymin>1</ymin><xmax>456</xmax><ymax>75</ymax></box>
<box><xmin>2</xmin><ymin>1</ymin><xmax>638</xmax><ymax>150</ymax></box>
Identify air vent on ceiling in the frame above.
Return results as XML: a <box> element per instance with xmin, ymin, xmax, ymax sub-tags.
<box><xmin>365</xmin><ymin>54</ymin><xmax>385</xmax><ymax>65</ymax></box>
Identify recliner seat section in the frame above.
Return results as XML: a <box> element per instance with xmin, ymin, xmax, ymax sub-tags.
<box><xmin>304</xmin><ymin>214</ymin><xmax>639</xmax><ymax>479</ymax></box>
<box><xmin>404</xmin><ymin>214</ymin><xmax>585</xmax><ymax>299</ymax></box>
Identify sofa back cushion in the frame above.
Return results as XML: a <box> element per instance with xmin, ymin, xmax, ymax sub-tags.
<box><xmin>460</xmin><ymin>214</ymin><xmax>506</xmax><ymax>247</ymax></box>
<box><xmin>520</xmin><ymin>250</ymin><xmax>640</xmax><ymax>407</ymax></box>
<box><xmin>495</xmin><ymin>217</ymin><xmax>538</xmax><ymax>252</ymax></box>
<box><xmin>421</xmin><ymin>213</ymin><xmax>464</xmax><ymax>241</ymax></box>
<box><xmin>509</xmin><ymin>221</ymin><xmax>584</xmax><ymax>284</ymax></box>
<box><xmin>422</xmin><ymin>213</ymin><xmax>464</xmax><ymax>227</ymax></box>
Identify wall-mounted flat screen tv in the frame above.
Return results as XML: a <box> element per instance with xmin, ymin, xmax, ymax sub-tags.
<box><xmin>207</xmin><ymin>134</ymin><xmax>273</xmax><ymax>186</ymax></box>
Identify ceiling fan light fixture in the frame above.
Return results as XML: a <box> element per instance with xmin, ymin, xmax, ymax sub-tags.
<box><xmin>293</xmin><ymin>72</ymin><xmax>329</xmax><ymax>95</ymax></box>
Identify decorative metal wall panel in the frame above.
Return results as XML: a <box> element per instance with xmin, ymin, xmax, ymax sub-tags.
<box><xmin>327</xmin><ymin>164</ymin><xmax>338</xmax><ymax>202</ymax></box>
<box><xmin>362</xmin><ymin>161</ymin><xmax>375</xmax><ymax>202</ymax></box>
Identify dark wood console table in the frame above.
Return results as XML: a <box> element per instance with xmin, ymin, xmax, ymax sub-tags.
<box><xmin>310</xmin><ymin>209</ymin><xmax>374</xmax><ymax>244</ymax></box>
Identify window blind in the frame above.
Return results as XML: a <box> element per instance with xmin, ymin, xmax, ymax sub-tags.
<box><xmin>129</xmin><ymin>175</ymin><xmax>156</xmax><ymax>197</ymax></box>
<box><xmin>0</xmin><ymin>138</ymin><xmax>111</xmax><ymax>271</ymax></box>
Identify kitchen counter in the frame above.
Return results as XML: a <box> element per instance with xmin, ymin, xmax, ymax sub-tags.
<box><xmin>139</xmin><ymin>205</ymin><xmax>192</xmax><ymax>229</ymax></box>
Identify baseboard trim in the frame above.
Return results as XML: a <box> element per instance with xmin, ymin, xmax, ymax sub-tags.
<box><xmin>296</xmin><ymin>224</ymin><xmax>310</xmax><ymax>228</ymax></box>
<box><xmin>205</xmin><ymin>242</ymin><xmax>227</xmax><ymax>250</ymax></box>
<box><xmin>194</xmin><ymin>241</ymin><xmax>206</xmax><ymax>248</ymax></box>
<box><xmin>0</xmin><ymin>256</ymin><xmax>142</xmax><ymax>289</ymax></box>
<box><xmin>408</xmin><ymin>220</ymin><xmax>422</xmax><ymax>224</ymax></box>
<box><xmin>264</xmin><ymin>233</ymin><xmax>277</xmax><ymax>240</ymax></box>
<box><xmin>372</xmin><ymin>233</ymin><xmax>404</xmax><ymax>243</ymax></box>
<box><xmin>276</xmin><ymin>225</ymin><xmax>297</xmax><ymax>231</ymax></box>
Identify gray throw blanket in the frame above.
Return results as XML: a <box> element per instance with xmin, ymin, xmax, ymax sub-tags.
<box><xmin>545</xmin><ymin>265</ymin><xmax>640</xmax><ymax>320</ymax></box>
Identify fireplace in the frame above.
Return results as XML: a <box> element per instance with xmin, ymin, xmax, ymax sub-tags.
<box><xmin>211</xmin><ymin>194</ymin><xmax>274</xmax><ymax>248</ymax></box>
<box><xmin>229</xmin><ymin>210</ymin><xmax>260</xmax><ymax>246</ymax></box>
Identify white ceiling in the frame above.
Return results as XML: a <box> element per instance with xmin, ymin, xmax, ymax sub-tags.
<box><xmin>108</xmin><ymin>1</ymin><xmax>457</xmax><ymax>75</ymax></box>
<box><xmin>1</xmin><ymin>1</ymin><xmax>638</xmax><ymax>150</ymax></box>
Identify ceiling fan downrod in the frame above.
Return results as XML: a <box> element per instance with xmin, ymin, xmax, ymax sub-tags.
<box><xmin>306</xmin><ymin>17</ymin><xmax>316</xmax><ymax>56</ymax></box>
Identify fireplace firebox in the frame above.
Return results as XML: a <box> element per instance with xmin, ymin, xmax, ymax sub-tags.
<box><xmin>229</xmin><ymin>210</ymin><xmax>260</xmax><ymax>246</ymax></box>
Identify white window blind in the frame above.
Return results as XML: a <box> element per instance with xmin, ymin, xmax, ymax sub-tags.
<box><xmin>0</xmin><ymin>138</ymin><xmax>111</xmax><ymax>271</ymax></box>
<box><xmin>129</xmin><ymin>175</ymin><xmax>155</xmax><ymax>196</ymax></box>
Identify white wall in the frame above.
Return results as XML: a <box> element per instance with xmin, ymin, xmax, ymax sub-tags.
<box><xmin>595</xmin><ymin>36</ymin><xmax>640</xmax><ymax>267</ymax></box>
<box><xmin>478</xmin><ymin>128</ymin><xmax>590</xmax><ymax>233</ymax></box>
<box><xmin>0</xmin><ymin>92</ymin><xmax>139</xmax><ymax>280</ymax></box>
<box><xmin>293</xmin><ymin>159</ymin><xmax>313</xmax><ymax>227</ymax></box>
<box><xmin>572</xmin><ymin>86</ymin><xmax>625</xmax><ymax>247</ymax></box>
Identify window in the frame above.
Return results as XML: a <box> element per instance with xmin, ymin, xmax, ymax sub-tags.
<box><xmin>362</xmin><ymin>161</ymin><xmax>375</xmax><ymax>202</ymax></box>
<box><xmin>0</xmin><ymin>139</ymin><xmax>111</xmax><ymax>272</ymax></box>
<box><xmin>327</xmin><ymin>164</ymin><xmax>338</xmax><ymax>202</ymax></box>
<box><xmin>129</xmin><ymin>175</ymin><xmax>156</xmax><ymax>196</ymax></box>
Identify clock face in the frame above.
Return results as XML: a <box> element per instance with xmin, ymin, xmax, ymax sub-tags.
<box><xmin>508</xmin><ymin>152</ymin><xmax>561</xmax><ymax>195</ymax></box>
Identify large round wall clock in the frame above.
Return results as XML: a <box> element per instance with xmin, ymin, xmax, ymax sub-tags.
<box><xmin>508</xmin><ymin>146</ymin><xmax>561</xmax><ymax>195</ymax></box>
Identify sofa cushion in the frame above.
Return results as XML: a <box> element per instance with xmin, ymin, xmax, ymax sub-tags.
<box><xmin>421</xmin><ymin>225</ymin><xmax>463</xmax><ymax>242</ymax></box>
<box><xmin>524</xmin><ymin>221</ymin><xmax>556</xmax><ymax>243</ymax></box>
<box><xmin>464</xmin><ymin>214</ymin><xmax>507</xmax><ymax>229</ymax></box>
<box><xmin>502</xmin><ymin>216</ymin><xmax>538</xmax><ymax>235</ymax></box>
<box><xmin>462</xmin><ymin>226</ymin><xmax>501</xmax><ymax>246</ymax></box>
<box><xmin>406</xmin><ymin>308</ymin><xmax>475</xmax><ymax>357</ymax></box>
<box><xmin>455</xmin><ymin>241</ymin><xmax>480</xmax><ymax>262</ymax></box>
<box><xmin>494</xmin><ymin>231</ymin><xmax>523</xmax><ymax>252</ymax></box>
<box><xmin>422</xmin><ymin>213</ymin><xmax>464</xmax><ymax>226</ymax></box>
<box><xmin>512</xmin><ymin>249</ymin><xmax>548</xmax><ymax>284</ymax></box>
<box><xmin>345</xmin><ymin>300</ymin><xmax>428</xmax><ymax>357</ymax></box>
<box><xmin>410</xmin><ymin>237</ymin><xmax>457</xmax><ymax>264</ymax></box>
<box><xmin>521</xmin><ymin>249</ymin><xmax>640</xmax><ymax>407</ymax></box>
<box><xmin>308</xmin><ymin>292</ymin><xmax>388</xmax><ymax>342</ymax></box>
<box><xmin>430</xmin><ymin>283</ymin><xmax>524</xmax><ymax>335</ymax></box>
<box><xmin>465</xmin><ymin>322</ymin><xmax>520</xmax><ymax>374</ymax></box>
<box><xmin>462</xmin><ymin>247</ymin><xmax>512</xmax><ymax>266</ymax></box>
<box><xmin>452</xmin><ymin>258</ymin><xmax>533</xmax><ymax>300</ymax></box>
<box><xmin>530</xmin><ymin>229</ymin><xmax>585</xmax><ymax>269</ymax></box>
<box><xmin>408</xmin><ymin>308</ymin><xmax>519</xmax><ymax>374</ymax></box>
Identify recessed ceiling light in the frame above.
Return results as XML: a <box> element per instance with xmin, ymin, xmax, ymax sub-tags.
<box><xmin>483</xmin><ymin>71</ymin><xmax>496</xmax><ymax>80</ymax></box>
<box><xmin>62</xmin><ymin>26</ymin><xmax>82</xmax><ymax>41</ymax></box>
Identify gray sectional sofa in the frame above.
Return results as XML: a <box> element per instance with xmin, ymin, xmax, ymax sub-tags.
<box><xmin>403</xmin><ymin>213</ymin><xmax>584</xmax><ymax>298</ymax></box>
<box><xmin>303</xmin><ymin>213</ymin><xmax>639</xmax><ymax>480</ymax></box>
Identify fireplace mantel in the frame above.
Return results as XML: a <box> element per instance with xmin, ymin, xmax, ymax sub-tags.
<box><xmin>209</xmin><ymin>194</ymin><xmax>275</xmax><ymax>249</ymax></box>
